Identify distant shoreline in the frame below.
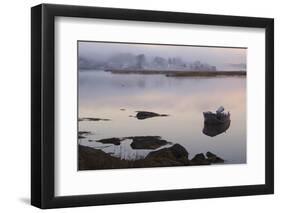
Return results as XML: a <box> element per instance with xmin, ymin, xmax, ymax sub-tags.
<box><xmin>104</xmin><ymin>69</ymin><xmax>246</xmax><ymax>77</ymax></box>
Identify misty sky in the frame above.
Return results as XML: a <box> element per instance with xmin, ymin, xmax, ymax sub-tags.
<box><xmin>78</xmin><ymin>41</ymin><xmax>247</xmax><ymax>70</ymax></box>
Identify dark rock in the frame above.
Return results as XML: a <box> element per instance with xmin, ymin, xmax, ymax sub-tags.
<box><xmin>96</xmin><ymin>137</ymin><xmax>122</xmax><ymax>145</ymax></box>
<box><xmin>78</xmin><ymin>144</ymin><xmax>224</xmax><ymax>170</ymax></box>
<box><xmin>191</xmin><ymin>153</ymin><xmax>210</xmax><ymax>165</ymax></box>
<box><xmin>78</xmin><ymin>131</ymin><xmax>91</xmax><ymax>139</ymax></box>
<box><xmin>146</xmin><ymin>144</ymin><xmax>189</xmax><ymax>165</ymax></box>
<box><xmin>128</xmin><ymin>136</ymin><xmax>170</xmax><ymax>149</ymax></box>
<box><xmin>206</xmin><ymin>151</ymin><xmax>224</xmax><ymax>163</ymax></box>
<box><xmin>79</xmin><ymin>117</ymin><xmax>111</xmax><ymax>122</ymax></box>
<box><xmin>135</xmin><ymin>111</ymin><xmax>168</xmax><ymax>120</ymax></box>
<box><xmin>206</xmin><ymin>151</ymin><xmax>216</xmax><ymax>158</ymax></box>
<box><xmin>79</xmin><ymin>131</ymin><xmax>91</xmax><ymax>135</ymax></box>
<box><xmin>192</xmin><ymin>153</ymin><xmax>205</xmax><ymax>160</ymax></box>
<box><xmin>168</xmin><ymin>144</ymin><xmax>189</xmax><ymax>159</ymax></box>
<box><xmin>78</xmin><ymin>145</ymin><xmax>188</xmax><ymax>170</ymax></box>
<box><xmin>79</xmin><ymin>145</ymin><xmax>131</xmax><ymax>170</ymax></box>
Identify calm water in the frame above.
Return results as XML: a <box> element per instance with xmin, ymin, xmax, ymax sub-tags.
<box><xmin>78</xmin><ymin>70</ymin><xmax>246</xmax><ymax>164</ymax></box>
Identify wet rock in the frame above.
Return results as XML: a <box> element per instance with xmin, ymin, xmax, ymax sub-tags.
<box><xmin>168</xmin><ymin>144</ymin><xmax>189</xmax><ymax>159</ymax></box>
<box><xmin>96</xmin><ymin>137</ymin><xmax>122</xmax><ymax>145</ymax></box>
<box><xmin>191</xmin><ymin>153</ymin><xmax>210</xmax><ymax>165</ymax></box>
<box><xmin>79</xmin><ymin>145</ymin><xmax>131</xmax><ymax>170</ymax></box>
<box><xmin>146</xmin><ymin>144</ymin><xmax>189</xmax><ymax>165</ymax></box>
<box><xmin>135</xmin><ymin>111</ymin><xmax>168</xmax><ymax>120</ymax></box>
<box><xmin>78</xmin><ymin>145</ymin><xmax>186</xmax><ymax>170</ymax></box>
<box><xmin>128</xmin><ymin>136</ymin><xmax>170</xmax><ymax>149</ymax></box>
<box><xmin>206</xmin><ymin>151</ymin><xmax>224</xmax><ymax>163</ymax></box>
<box><xmin>78</xmin><ymin>144</ymin><xmax>225</xmax><ymax>170</ymax></box>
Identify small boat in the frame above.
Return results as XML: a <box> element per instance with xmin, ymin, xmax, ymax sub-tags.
<box><xmin>203</xmin><ymin>106</ymin><xmax>230</xmax><ymax>125</ymax></box>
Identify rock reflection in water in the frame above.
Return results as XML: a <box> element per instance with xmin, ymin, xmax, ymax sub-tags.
<box><xmin>203</xmin><ymin>120</ymin><xmax>231</xmax><ymax>137</ymax></box>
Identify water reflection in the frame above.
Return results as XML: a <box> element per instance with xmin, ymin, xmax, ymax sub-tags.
<box><xmin>203</xmin><ymin>120</ymin><xmax>231</xmax><ymax>137</ymax></box>
<box><xmin>78</xmin><ymin>70</ymin><xmax>246</xmax><ymax>164</ymax></box>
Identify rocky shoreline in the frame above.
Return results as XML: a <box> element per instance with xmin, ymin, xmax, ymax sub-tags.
<box><xmin>105</xmin><ymin>69</ymin><xmax>246</xmax><ymax>77</ymax></box>
<box><xmin>78</xmin><ymin>110</ymin><xmax>226</xmax><ymax>170</ymax></box>
<box><xmin>79</xmin><ymin>143</ymin><xmax>224</xmax><ymax>170</ymax></box>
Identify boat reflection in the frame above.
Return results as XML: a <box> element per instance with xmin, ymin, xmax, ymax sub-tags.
<box><xmin>202</xmin><ymin>106</ymin><xmax>231</xmax><ymax>137</ymax></box>
<box><xmin>203</xmin><ymin>120</ymin><xmax>231</xmax><ymax>137</ymax></box>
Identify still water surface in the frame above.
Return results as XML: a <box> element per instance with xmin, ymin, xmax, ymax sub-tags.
<box><xmin>79</xmin><ymin>70</ymin><xmax>246</xmax><ymax>164</ymax></box>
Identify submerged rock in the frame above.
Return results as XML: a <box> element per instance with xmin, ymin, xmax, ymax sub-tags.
<box><xmin>79</xmin><ymin>131</ymin><xmax>91</xmax><ymax>135</ymax></box>
<box><xmin>135</xmin><ymin>111</ymin><xmax>168</xmax><ymax>120</ymax></box>
<box><xmin>128</xmin><ymin>136</ymin><xmax>170</xmax><ymax>149</ymax></box>
<box><xmin>79</xmin><ymin>117</ymin><xmax>111</xmax><ymax>122</ymax></box>
<box><xmin>78</xmin><ymin>131</ymin><xmax>91</xmax><ymax>139</ymax></box>
<box><xmin>96</xmin><ymin>137</ymin><xmax>122</xmax><ymax>145</ymax></box>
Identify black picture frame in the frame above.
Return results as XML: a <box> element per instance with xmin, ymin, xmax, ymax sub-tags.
<box><xmin>31</xmin><ymin>3</ymin><xmax>274</xmax><ymax>209</ymax></box>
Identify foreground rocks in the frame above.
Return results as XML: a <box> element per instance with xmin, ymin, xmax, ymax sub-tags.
<box><xmin>79</xmin><ymin>145</ymin><xmax>132</xmax><ymax>170</ymax></box>
<box><xmin>190</xmin><ymin>153</ymin><xmax>211</xmax><ymax>165</ymax></box>
<box><xmin>79</xmin><ymin>144</ymin><xmax>189</xmax><ymax>170</ymax></box>
<box><xmin>145</xmin><ymin>144</ymin><xmax>190</xmax><ymax>166</ymax></box>
<box><xmin>78</xmin><ymin>143</ymin><xmax>224</xmax><ymax>170</ymax></box>
<box><xmin>206</xmin><ymin>151</ymin><xmax>224</xmax><ymax>163</ymax></box>
<box><xmin>135</xmin><ymin>111</ymin><xmax>169</xmax><ymax>120</ymax></box>
<box><xmin>190</xmin><ymin>152</ymin><xmax>224</xmax><ymax>165</ymax></box>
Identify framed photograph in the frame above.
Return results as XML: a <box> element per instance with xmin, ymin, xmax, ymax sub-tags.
<box><xmin>31</xmin><ymin>4</ymin><xmax>274</xmax><ymax>209</ymax></box>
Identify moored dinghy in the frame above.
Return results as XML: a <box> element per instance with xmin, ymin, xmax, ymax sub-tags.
<box><xmin>203</xmin><ymin>106</ymin><xmax>230</xmax><ymax>125</ymax></box>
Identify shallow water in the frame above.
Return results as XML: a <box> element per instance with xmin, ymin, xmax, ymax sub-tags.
<box><xmin>78</xmin><ymin>70</ymin><xmax>246</xmax><ymax>164</ymax></box>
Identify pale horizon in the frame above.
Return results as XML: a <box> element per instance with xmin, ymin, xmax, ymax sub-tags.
<box><xmin>78</xmin><ymin>41</ymin><xmax>247</xmax><ymax>71</ymax></box>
